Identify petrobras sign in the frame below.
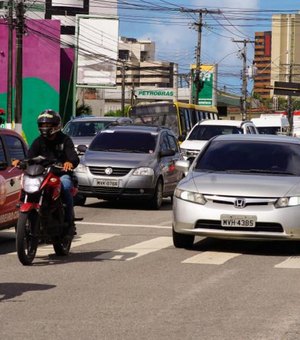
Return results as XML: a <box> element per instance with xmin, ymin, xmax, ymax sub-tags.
<box><xmin>191</xmin><ymin>64</ymin><xmax>217</xmax><ymax>106</ymax></box>
<box><xmin>136</xmin><ymin>88</ymin><xmax>175</xmax><ymax>100</ymax></box>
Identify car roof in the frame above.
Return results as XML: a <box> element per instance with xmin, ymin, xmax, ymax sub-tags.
<box><xmin>212</xmin><ymin>133</ymin><xmax>300</xmax><ymax>144</ymax></box>
<box><xmin>103</xmin><ymin>124</ymin><xmax>172</xmax><ymax>133</ymax></box>
<box><xmin>197</xmin><ymin>120</ymin><xmax>253</xmax><ymax>127</ymax></box>
<box><xmin>0</xmin><ymin>128</ymin><xmax>26</xmax><ymax>139</ymax></box>
<box><xmin>67</xmin><ymin>116</ymin><xmax>119</xmax><ymax>123</ymax></box>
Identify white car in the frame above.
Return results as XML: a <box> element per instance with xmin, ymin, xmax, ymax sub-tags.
<box><xmin>180</xmin><ymin>120</ymin><xmax>259</xmax><ymax>161</ymax></box>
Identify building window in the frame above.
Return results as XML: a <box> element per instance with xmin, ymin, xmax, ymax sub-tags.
<box><xmin>119</xmin><ymin>50</ymin><xmax>129</xmax><ymax>61</ymax></box>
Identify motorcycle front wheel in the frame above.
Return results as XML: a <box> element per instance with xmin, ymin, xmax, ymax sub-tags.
<box><xmin>53</xmin><ymin>235</ymin><xmax>72</xmax><ymax>256</ymax></box>
<box><xmin>16</xmin><ymin>211</ymin><xmax>39</xmax><ymax>265</ymax></box>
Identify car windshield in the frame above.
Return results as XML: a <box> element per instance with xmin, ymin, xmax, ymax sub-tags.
<box><xmin>188</xmin><ymin>125</ymin><xmax>243</xmax><ymax>141</ymax></box>
<box><xmin>195</xmin><ymin>140</ymin><xmax>300</xmax><ymax>176</ymax></box>
<box><xmin>89</xmin><ymin>131</ymin><xmax>157</xmax><ymax>153</ymax></box>
<box><xmin>63</xmin><ymin>121</ymin><xmax>114</xmax><ymax>137</ymax></box>
<box><xmin>257</xmin><ymin>126</ymin><xmax>281</xmax><ymax>135</ymax></box>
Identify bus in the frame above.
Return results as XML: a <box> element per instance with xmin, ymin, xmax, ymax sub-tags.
<box><xmin>127</xmin><ymin>101</ymin><xmax>219</xmax><ymax>138</ymax></box>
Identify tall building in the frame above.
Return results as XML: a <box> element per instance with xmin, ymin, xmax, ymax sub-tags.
<box><xmin>271</xmin><ymin>13</ymin><xmax>300</xmax><ymax>93</ymax></box>
<box><xmin>253</xmin><ymin>31</ymin><xmax>272</xmax><ymax>99</ymax></box>
<box><xmin>117</xmin><ymin>37</ymin><xmax>175</xmax><ymax>88</ymax></box>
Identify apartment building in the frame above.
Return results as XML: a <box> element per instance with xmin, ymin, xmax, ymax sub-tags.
<box><xmin>253</xmin><ymin>31</ymin><xmax>272</xmax><ymax>99</ymax></box>
<box><xmin>117</xmin><ymin>37</ymin><xmax>175</xmax><ymax>88</ymax></box>
<box><xmin>271</xmin><ymin>13</ymin><xmax>300</xmax><ymax>92</ymax></box>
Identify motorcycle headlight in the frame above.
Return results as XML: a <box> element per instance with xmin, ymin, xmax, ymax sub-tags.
<box><xmin>22</xmin><ymin>175</ymin><xmax>43</xmax><ymax>193</ymax></box>
<box><xmin>174</xmin><ymin>188</ymin><xmax>207</xmax><ymax>205</ymax></box>
<box><xmin>275</xmin><ymin>196</ymin><xmax>300</xmax><ymax>208</ymax></box>
<box><xmin>132</xmin><ymin>167</ymin><xmax>154</xmax><ymax>176</ymax></box>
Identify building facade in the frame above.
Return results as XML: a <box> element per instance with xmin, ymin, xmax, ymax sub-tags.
<box><xmin>117</xmin><ymin>37</ymin><xmax>175</xmax><ymax>88</ymax></box>
<box><xmin>271</xmin><ymin>13</ymin><xmax>300</xmax><ymax>92</ymax></box>
<box><xmin>253</xmin><ymin>31</ymin><xmax>272</xmax><ymax>99</ymax></box>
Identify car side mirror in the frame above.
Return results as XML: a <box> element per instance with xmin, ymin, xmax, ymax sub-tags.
<box><xmin>160</xmin><ymin>149</ymin><xmax>175</xmax><ymax>157</ymax></box>
<box><xmin>77</xmin><ymin>144</ymin><xmax>87</xmax><ymax>154</ymax></box>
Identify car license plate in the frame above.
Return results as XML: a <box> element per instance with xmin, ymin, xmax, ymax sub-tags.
<box><xmin>95</xmin><ymin>179</ymin><xmax>118</xmax><ymax>187</ymax></box>
<box><xmin>221</xmin><ymin>215</ymin><xmax>256</xmax><ymax>227</ymax></box>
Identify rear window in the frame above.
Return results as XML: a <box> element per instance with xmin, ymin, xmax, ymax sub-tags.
<box><xmin>63</xmin><ymin>121</ymin><xmax>114</xmax><ymax>137</ymax></box>
<box><xmin>89</xmin><ymin>131</ymin><xmax>157</xmax><ymax>153</ymax></box>
<box><xmin>188</xmin><ymin>125</ymin><xmax>242</xmax><ymax>141</ymax></box>
<box><xmin>195</xmin><ymin>140</ymin><xmax>300</xmax><ymax>175</ymax></box>
<box><xmin>5</xmin><ymin>135</ymin><xmax>26</xmax><ymax>161</ymax></box>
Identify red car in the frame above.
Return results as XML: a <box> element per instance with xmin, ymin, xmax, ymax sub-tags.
<box><xmin>0</xmin><ymin>128</ymin><xmax>28</xmax><ymax>230</ymax></box>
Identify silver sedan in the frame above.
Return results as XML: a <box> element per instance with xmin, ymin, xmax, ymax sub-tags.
<box><xmin>173</xmin><ymin>134</ymin><xmax>300</xmax><ymax>248</ymax></box>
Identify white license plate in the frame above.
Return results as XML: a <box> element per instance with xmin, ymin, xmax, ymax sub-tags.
<box><xmin>221</xmin><ymin>215</ymin><xmax>257</xmax><ymax>227</ymax></box>
<box><xmin>96</xmin><ymin>179</ymin><xmax>118</xmax><ymax>187</ymax></box>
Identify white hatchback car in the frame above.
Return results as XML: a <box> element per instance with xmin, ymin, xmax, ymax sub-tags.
<box><xmin>180</xmin><ymin>120</ymin><xmax>259</xmax><ymax>161</ymax></box>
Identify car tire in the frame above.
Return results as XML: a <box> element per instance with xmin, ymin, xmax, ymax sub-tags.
<box><xmin>172</xmin><ymin>226</ymin><xmax>194</xmax><ymax>249</ymax></box>
<box><xmin>148</xmin><ymin>178</ymin><xmax>163</xmax><ymax>210</ymax></box>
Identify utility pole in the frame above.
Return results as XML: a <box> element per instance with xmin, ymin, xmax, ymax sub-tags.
<box><xmin>181</xmin><ymin>8</ymin><xmax>221</xmax><ymax>105</ymax></box>
<box><xmin>287</xmin><ymin>63</ymin><xmax>293</xmax><ymax>133</ymax></box>
<box><xmin>14</xmin><ymin>0</ymin><xmax>25</xmax><ymax>134</ymax></box>
<box><xmin>6</xmin><ymin>0</ymin><xmax>14</xmax><ymax>129</ymax></box>
<box><xmin>120</xmin><ymin>61</ymin><xmax>126</xmax><ymax>116</ymax></box>
<box><xmin>233</xmin><ymin>39</ymin><xmax>255</xmax><ymax>120</ymax></box>
<box><xmin>193</xmin><ymin>11</ymin><xmax>203</xmax><ymax>105</ymax></box>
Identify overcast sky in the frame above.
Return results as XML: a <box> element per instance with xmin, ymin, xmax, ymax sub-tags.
<box><xmin>119</xmin><ymin>0</ymin><xmax>299</xmax><ymax>94</ymax></box>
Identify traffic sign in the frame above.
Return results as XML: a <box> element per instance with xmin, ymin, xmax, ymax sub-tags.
<box><xmin>274</xmin><ymin>81</ymin><xmax>300</xmax><ymax>96</ymax></box>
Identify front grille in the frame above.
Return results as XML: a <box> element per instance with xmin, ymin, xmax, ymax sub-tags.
<box><xmin>93</xmin><ymin>187</ymin><xmax>122</xmax><ymax>194</ymax></box>
<box><xmin>195</xmin><ymin>220</ymin><xmax>283</xmax><ymax>233</ymax></box>
<box><xmin>89</xmin><ymin>166</ymin><xmax>131</xmax><ymax>177</ymax></box>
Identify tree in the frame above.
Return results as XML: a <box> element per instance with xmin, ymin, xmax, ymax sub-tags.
<box><xmin>76</xmin><ymin>101</ymin><xmax>92</xmax><ymax>116</ymax></box>
<box><xmin>105</xmin><ymin>105</ymin><xmax>130</xmax><ymax>117</ymax></box>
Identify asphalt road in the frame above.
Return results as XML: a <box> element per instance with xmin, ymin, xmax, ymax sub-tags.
<box><xmin>1</xmin><ymin>198</ymin><xmax>300</xmax><ymax>340</ymax></box>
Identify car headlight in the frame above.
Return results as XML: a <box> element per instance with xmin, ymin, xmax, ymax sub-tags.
<box><xmin>275</xmin><ymin>196</ymin><xmax>300</xmax><ymax>208</ymax></box>
<box><xmin>132</xmin><ymin>167</ymin><xmax>154</xmax><ymax>176</ymax></box>
<box><xmin>180</xmin><ymin>148</ymin><xmax>188</xmax><ymax>157</ymax></box>
<box><xmin>174</xmin><ymin>188</ymin><xmax>207</xmax><ymax>205</ymax></box>
<box><xmin>76</xmin><ymin>163</ymin><xmax>88</xmax><ymax>173</ymax></box>
<box><xmin>22</xmin><ymin>175</ymin><xmax>43</xmax><ymax>193</ymax></box>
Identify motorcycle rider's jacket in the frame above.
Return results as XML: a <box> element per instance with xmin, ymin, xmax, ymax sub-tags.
<box><xmin>28</xmin><ymin>131</ymin><xmax>79</xmax><ymax>175</ymax></box>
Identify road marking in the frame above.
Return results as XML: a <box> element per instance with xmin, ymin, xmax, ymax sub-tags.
<box><xmin>10</xmin><ymin>233</ymin><xmax>118</xmax><ymax>257</ymax></box>
<box><xmin>182</xmin><ymin>251</ymin><xmax>241</xmax><ymax>265</ymax></box>
<box><xmin>274</xmin><ymin>257</ymin><xmax>300</xmax><ymax>269</ymax></box>
<box><xmin>94</xmin><ymin>236</ymin><xmax>173</xmax><ymax>261</ymax></box>
<box><xmin>76</xmin><ymin>221</ymin><xmax>171</xmax><ymax>229</ymax></box>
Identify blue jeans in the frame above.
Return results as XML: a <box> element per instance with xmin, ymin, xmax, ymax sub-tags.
<box><xmin>60</xmin><ymin>174</ymin><xmax>74</xmax><ymax>225</ymax></box>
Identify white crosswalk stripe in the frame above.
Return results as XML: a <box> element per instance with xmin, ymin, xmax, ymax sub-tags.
<box><xmin>6</xmin><ymin>229</ymin><xmax>300</xmax><ymax>268</ymax></box>
<box><xmin>9</xmin><ymin>233</ymin><xmax>118</xmax><ymax>257</ymax></box>
<box><xmin>182</xmin><ymin>251</ymin><xmax>241</xmax><ymax>265</ymax></box>
<box><xmin>274</xmin><ymin>257</ymin><xmax>300</xmax><ymax>269</ymax></box>
<box><xmin>94</xmin><ymin>236</ymin><xmax>173</xmax><ymax>261</ymax></box>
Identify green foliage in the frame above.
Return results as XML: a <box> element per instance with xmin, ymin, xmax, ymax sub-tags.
<box><xmin>105</xmin><ymin>105</ymin><xmax>130</xmax><ymax>117</ymax></box>
<box><xmin>76</xmin><ymin>101</ymin><xmax>93</xmax><ymax>116</ymax></box>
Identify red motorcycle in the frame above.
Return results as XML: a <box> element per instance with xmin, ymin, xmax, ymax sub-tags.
<box><xmin>15</xmin><ymin>156</ymin><xmax>77</xmax><ymax>265</ymax></box>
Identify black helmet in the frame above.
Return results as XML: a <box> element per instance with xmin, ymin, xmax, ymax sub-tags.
<box><xmin>37</xmin><ymin>109</ymin><xmax>61</xmax><ymax>138</ymax></box>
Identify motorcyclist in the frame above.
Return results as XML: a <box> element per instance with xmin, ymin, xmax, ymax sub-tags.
<box><xmin>12</xmin><ymin>109</ymin><xmax>80</xmax><ymax>236</ymax></box>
